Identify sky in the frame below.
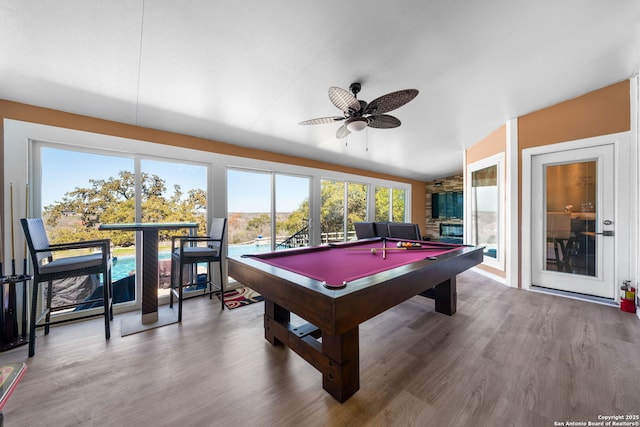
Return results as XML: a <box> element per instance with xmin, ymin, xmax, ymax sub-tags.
<box><xmin>41</xmin><ymin>147</ymin><xmax>308</xmax><ymax>212</ymax></box>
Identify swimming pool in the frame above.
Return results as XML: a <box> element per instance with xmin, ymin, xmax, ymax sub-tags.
<box><xmin>111</xmin><ymin>244</ymin><xmax>273</xmax><ymax>281</ymax></box>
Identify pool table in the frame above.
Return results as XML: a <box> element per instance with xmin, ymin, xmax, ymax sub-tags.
<box><xmin>227</xmin><ymin>238</ymin><xmax>483</xmax><ymax>402</ymax></box>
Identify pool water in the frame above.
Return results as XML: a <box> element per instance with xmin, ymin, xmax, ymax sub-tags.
<box><xmin>111</xmin><ymin>244</ymin><xmax>272</xmax><ymax>281</ymax></box>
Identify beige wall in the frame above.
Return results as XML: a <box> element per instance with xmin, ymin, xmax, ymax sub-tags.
<box><xmin>464</xmin><ymin>79</ymin><xmax>631</xmax><ymax>286</ymax></box>
<box><xmin>518</xmin><ymin>80</ymin><xmax>630</xmax><ymax>150</ymax></box>
<box><xmin>466</xmin><ymin>125</ymin><xmax>506</xmax><ymax>165</ymax></box>
<box><xmin>0</xmin><ymin>99</ymin><xmax>426</xmax><ymax>237</ymax></box>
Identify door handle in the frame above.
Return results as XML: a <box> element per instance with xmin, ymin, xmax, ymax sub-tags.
<box><xmin>594</xmin><ymin>230</ymin><xmax>614</xmax><ymax>236</ymax></box>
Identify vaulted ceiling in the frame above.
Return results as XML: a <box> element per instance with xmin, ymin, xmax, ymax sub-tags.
<box><xmin>2</xmin><ymin>1</ymin><xmax>640</xmax><ymax>181</ymax></box>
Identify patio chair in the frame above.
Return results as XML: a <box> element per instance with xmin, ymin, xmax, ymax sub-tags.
<box><xmin>387</xmin><ymin>222</ymin><xmax>422</xmax><ymax>240</ymax></box>
<box><xmin>21</xmin><ymin>218</ymin><xmax>112</xmax><ymax>357</ymax></box>
<box><xmin>170</xmin><ymin>218</ymin><xmax>227</xmax><ymax>321</ymax></box>
<box><xmin>354</xmin><ymin>222</ymin><xmax>377</xmax><ymax>239</ymax></box>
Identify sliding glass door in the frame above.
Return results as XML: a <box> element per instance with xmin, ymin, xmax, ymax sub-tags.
<box><xmin>275</xmin><ymin>174</ymin><xmax>310</xmax><ymax>249</ymax></box>
<box><xmin>139</xmin><ymin>159</ymin><xmax>208</xmax><ymax>297</ymax></box>
<box><xmin>40</xmin><ymin>146</ymin><xmax>136</xmax><ymax>312</ymax></box>
<box><xmin>38</xmin><ymin>143</ymin><xmax>209</xmax><ymax>313</ymax></box>
<box><xmin>374</xmin><ymin>186</ymin><xmax>407</xmax><ymax>222</ymax></box>
<box><xmin>227</xmin><ymin>168</ymin><xmax>310</xmax><ymax>255</ymax></box>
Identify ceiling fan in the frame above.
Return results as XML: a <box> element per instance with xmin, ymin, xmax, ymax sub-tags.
<box><xmin>298</xmin><ymin>82</ymin><xmax>419</xmax><ymax>139</ymax></box>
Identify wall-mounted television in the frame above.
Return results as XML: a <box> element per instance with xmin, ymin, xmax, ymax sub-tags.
<box><xmin>431</xmin><ymin>191</ymin><xmax>463</xmax><ymax>219</ymax></box>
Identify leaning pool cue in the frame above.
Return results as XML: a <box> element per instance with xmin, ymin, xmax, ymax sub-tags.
<box><xmin>9</xmin><ymin>183</ymin><xmax>16</xmax><ymax>276</ymax></box>
<box><xmin>0</xmin><ymin>187</ymin><xmax>3</xmax><ymax>278</ymax></box>
<box><xmin>23</xmin><ymin>184</ymin><xmax>28</xmax><ymax>275</ymax></box>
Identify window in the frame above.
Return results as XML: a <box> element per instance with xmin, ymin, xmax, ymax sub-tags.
<box><xmin>139</xmin><ymin>159</ymin><xmax>208</xmax><ymax>297</ymax></box>
<box><xmin>40</xmin><ymin>146</ymin><xmax>136</xmax><ymax>312</ymax></box>
<box><xmin>227</xmin><ymin>168</ymin><xmax>310</xmax><ymax>254</ymax></box>
<box><xmin>276</xmin><ymin>174</ymin><xmax>310</xmax><ymax>249</ymax></box>
<box><xmin>320</xmin><ymin>179</ymin><xmax>346</xmax><ymax>243</ymax></box>
<box><xmin>37</xmin><ymin>143</ymin><xmax>208</xmax><ymax>313</ymax></box>
<box><xmin>374</xmin><ymin>186</ymin><xmax>406</xmax><ymax>222</ymax></box>
<box><xmin>466</xmin><ymin>153</ymin><xmax>504</xmax><ymax>269</ymax></box>
<box><xmin>392</xmin><ymin>188</ymin><xmax>407</xmax><ymax>222</ymax></box>
<box><xmin>227</xmin><ymin>169</ymin><xmax>272</xmax><ymax>254</ymax></box>
<box><xmin>347</xmin><ymin>183</ymin><xmax>367</xmax><ymax>240</ymax></box>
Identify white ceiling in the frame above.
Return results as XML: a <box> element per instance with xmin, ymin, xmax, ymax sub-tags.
<box><xmin>2</xmin><ymin>1</ymin><xmax>640</xmax><ymax>181</ymax></box>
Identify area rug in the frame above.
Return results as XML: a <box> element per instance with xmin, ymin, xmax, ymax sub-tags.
<box><xmin>218</xmin><ymin>286</ymin><xmax>264</xmax><ymax>309</ymax></box>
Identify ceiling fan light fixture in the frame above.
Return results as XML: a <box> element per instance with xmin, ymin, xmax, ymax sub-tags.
<box><xmin>346</xmin><ymin>117</ymin><xmax>368</xmax><ymax>132</ymax></box>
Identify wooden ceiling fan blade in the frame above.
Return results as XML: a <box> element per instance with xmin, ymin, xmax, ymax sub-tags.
<box><xmin>367</xmin><ymin>114</ymin><xmax>401</xmax><ymax>128</ymax></box>
<box><xmin>364</xmin><ymin>89</ymin><xmax>418</xmax><ymax>115</ymax></box>
<box><xmin>298</xmin><ymin>116</ymin><xmax>345</xmax><ymax>125</ymax></box>
<box><xmin>329</xmin><ymin>87</ymin><xmax>361</xmax><ymax>113</ymax></box>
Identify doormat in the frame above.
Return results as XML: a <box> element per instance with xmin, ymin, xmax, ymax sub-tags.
<box><xmin>217</xmin><ymin>287</ymin><xmax>264</xmax><ymax>309</ymax></box>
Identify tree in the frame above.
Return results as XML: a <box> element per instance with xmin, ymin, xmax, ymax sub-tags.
<box><xmin>246</xmin><ymin>214</ymin><xmax>271</xmax><ymax>237</ymax></box>
<box><xmin>320</xmin><ymin>180</ymin><xmax>344</xmax><ymax>234</ymax></box>
<box><xmin>278</xmin><ymin>199</ymin><xmax>309</xmax><ymax>236</ymax></box>
<box><xmin>44</xmin><ymin>171</ymin><xmax>207</xmax><ymax>245</ymax></box>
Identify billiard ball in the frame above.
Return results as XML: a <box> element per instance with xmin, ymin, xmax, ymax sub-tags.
<box><xmin>370</xmin><ymin>248</ymin><xmax>377</xmax><ymax>255</ymax></box>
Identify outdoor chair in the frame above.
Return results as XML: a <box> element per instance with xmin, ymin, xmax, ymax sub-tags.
<box><xmin>170</xmin><ymin>218</ymin><xmax>227</xmax><ymax>321</ymax></box>
<box><xmin>354</xmin><ymin>222</ymin><xmax>377</xmax><ymax>239</ymax></box>
<box><xmin>374</xmin><ymin>222</ymin><xmax>390</xmax><ymax>238</ymax></box>
<box><xmin>387</xmin><ymin>222</ymin><xmax>422</xmax><ymax>240</ymax></box>
<box><xmin>21</xmin><ymin>218</ymin><xmax>112</xmax><ymax>357</ymax></box>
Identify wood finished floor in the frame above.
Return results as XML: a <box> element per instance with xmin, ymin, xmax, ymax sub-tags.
<box><xmin>1</xmin><ymin>270</ymin><xmax>639</xmax><ymax>427</ymax></box>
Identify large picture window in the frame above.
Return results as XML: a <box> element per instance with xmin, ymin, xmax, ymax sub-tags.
<box><xmin>37</xmin><ymin>143</ymin><xmax>208</xmax><ymax>313</ymax></box>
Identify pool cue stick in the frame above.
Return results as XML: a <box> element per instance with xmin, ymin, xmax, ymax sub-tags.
<box><xmin>9</xmin><ymin>183</ymin><xmax>16</xmax><ymax>276</ymax></box>
<box><xmin>382</xmin><ymin>239</ymin><xmax>386</xmax><ymax>259</ymax></box>
<box><xmin>0</xmin><ymin>190</ymin><xmax>3</xmax><ymax>278</ymax></box>
<box><xmin>23</xmin><ymin>184</ymin><xmax>28</xmax><ymax>276</ymax></box>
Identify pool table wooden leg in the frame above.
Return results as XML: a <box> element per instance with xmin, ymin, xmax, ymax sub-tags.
<box><xmin>421</xmin><ymin>276</ymin><xmax>457</xmax><ymax>315</ymax></box>
<box><xmin>264</xmin><ymin>299</ymin><xmax>290</xmax><ymax>345</ymax></box>
<box><xmin>433</xmin><ymin>276</ymin><xmax>457</xmax><ymax>315</ymax></box>
<box><xmin>321</xmin><ymin>327</ymin><xmax>360</xmax><ymax>403</ymax></box>
<box><xmin>263</xmin><ymin>299</ymin><xmax>360</xmax><ymax>402</ymax></box>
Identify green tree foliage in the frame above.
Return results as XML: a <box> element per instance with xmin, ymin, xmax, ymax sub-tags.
<box><xmin>375</xmin><ymin>187</ymin><xmax>390</xmax><ymax>221</ymax></box>
<box><xmin>44</xmin><ymin>171</ymin><xmax>207</xmax><ymax>245</ymax></box>
<box><xmin>320</xmin><ymin>180</ymin><xmax>345</xmax><ymax>234</ymax></box>
<box><xmin>246</xmin><ymin>213</ymin><xmax>271</xmax><ymax>236</ymax></box>
<box><xmin>277</xmin><ymin>199</ymin><xmax>309</xmax><ymax>236</ymax></box>
<box><xmin>374</xmin><ymin>187</ymin><xmax>406</xmax><ymax>222</ymax></box>
<box><xmin>392</xmin><ymin>188</ymin><xmax>407</xmax><ymax>222</ymax></box>
<box><xmin>320</xmin><ymin>181</ymin><xmax>367</xmax><ymax>237</ymax></box>
<box><xmin>347</xmin><ymin>183</ymin><xmax>367</xmax><ymax>230</ymax></box>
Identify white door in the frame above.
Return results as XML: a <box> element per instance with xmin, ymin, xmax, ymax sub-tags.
<box><xmin>531</xmin><ymin>144</ymin><xmax>615</xmax><ymax>298</ymax></box>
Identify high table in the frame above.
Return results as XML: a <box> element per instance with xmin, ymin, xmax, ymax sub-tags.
<box><xmin>99</xmin><ymin>222</ymin><xmax>198</xmax><ymax>334</ymax></box>
<box><xmin>228</xmin><ymin>237</ymin><xmax>483</xmax><ymax>402</ymax></box>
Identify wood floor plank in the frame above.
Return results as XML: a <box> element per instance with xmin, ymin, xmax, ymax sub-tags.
<box><xmin>0</xmin><ymin>270</ymin><xmax>638</xmax><ymax>426</ymax></box>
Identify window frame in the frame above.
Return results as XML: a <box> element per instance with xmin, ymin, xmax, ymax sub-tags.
<box><xmin>32</xmin><ymin>139</ymin><xmax>212</xmax><ymax>316</ymax></box>
<box><xmin>465</xmin><ymin>152</ymin><xmax>505</xmax><ymax>270</ymax></box>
